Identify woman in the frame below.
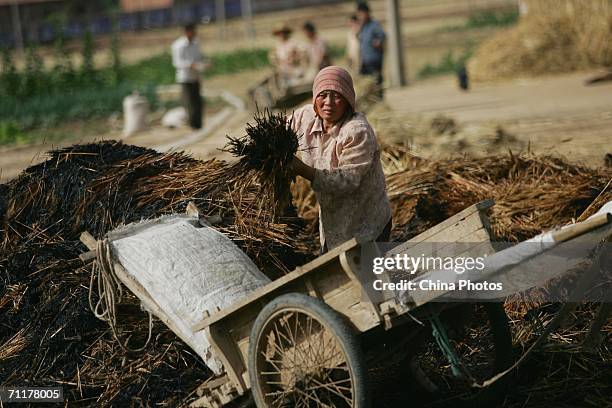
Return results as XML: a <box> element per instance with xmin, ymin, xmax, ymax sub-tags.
<box><xmin>290</xmin><ymin>66</ymin><xmax>391</xmax><ymax>253</ymax></box>
<box><xmin>345</xmin><ymin>14</ymin><xmax>361</xmax><ymax>71</ymax></box>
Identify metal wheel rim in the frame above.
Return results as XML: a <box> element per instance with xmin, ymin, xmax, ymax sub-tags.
<box><xmin>253</xmin><ymin>307</ymin><xmax>356</xmax><ymax>408</ymax></box>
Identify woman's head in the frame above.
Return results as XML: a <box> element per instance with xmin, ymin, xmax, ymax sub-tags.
<box><xmin>312</xmin><ymin>66</ymin><xmax>356</xmax><ymax>124</ymax></box>
<box><xmin>272</xmin><ymin>23</ymin><xmax>292</xmax><ymax>41</ymax></box>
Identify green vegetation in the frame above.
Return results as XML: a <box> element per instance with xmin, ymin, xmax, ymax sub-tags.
<box><xmin>0</xmin><ymin>38</ymin><xmax>346</xmax><ymax>145</ymax></box>
<box><xmin>0</xmin><ymin>43</ymin><xmax>274</xmax><ymax>145</ymax></box>
<box><xmin>122</xmin><ymin>47</ymin><xmax>270</xmax><ymax>86</ymax></box>
<box><xmin>417</xmin><ymin>46</ymin><xmax>474</xmax><ymax>79</ymax></box>
<box><xmin>0</xmin><ymin>120</ymin><xmax>26</xmax><ymax>145</ymax></box>
<box><xmin>440</xmin><ymin>8</ymin><xmax>519</xmax><ymax>32</ymax></box>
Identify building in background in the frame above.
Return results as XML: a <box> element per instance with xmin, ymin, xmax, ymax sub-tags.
<box><xmin>0</xmin><ymin>0</ymin><xmax>345</xmax><ymax>48</ymax></box>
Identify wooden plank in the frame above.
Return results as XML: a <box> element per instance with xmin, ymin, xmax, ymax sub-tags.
<box><xmin>387</xmin><ymin>215</ymin><xmax>492</xmax><ymax>260</ymax></box>
<box><xmin>412</xmin><ymin>199</ymin><xmax>493</xmax><ymax>240</ymax></box>
<box><xmin>79</xmin><ymin>231</ymin><xmax>97</xmax><ymax>250</ymax></box>
<box><xmin>192</xmin><ymin>239</ymin><xmax>360</xmax><ymax>332</ymax></box>
<box><xmin>206</xmin><ymin>323</ymin><xmax>247</xmax><ymax>394</ymax></box>
<box><xmin>406</xmin><ymin>240</ymin><xmax>499</xmax><ymax>307</ymax></box>
<box><xmin>79</xmin><ymin>250</ymin><xmax>97</xmax><ymax>262</ymax></box>
<box><xmin>339</xmin><ymin>249</ymin><xmax>383</xmax><ymax>326</ymax></box>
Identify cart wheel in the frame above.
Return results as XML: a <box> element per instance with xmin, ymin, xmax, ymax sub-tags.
<box><xmin>412</xmin><ymin>303</ymin><xmax>513</xmax><ymax>407</ymax></box>
<box><xmin>248</xmin><ymin>293</ymin><xmax>369</xmax><ymax>408</ymax></box>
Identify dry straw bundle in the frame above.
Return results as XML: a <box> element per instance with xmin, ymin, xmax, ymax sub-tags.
<box><xmin>293</xmin><ymin>146</ymin><xmax>612</xmax><ymax>407</ymax></box>
<box><xmin>468</xmin><ymin>0</ymin><xmax>612</xmax><ymax>81</ymax></box>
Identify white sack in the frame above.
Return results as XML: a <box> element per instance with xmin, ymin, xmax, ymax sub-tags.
<box><xmin>123</xmin><ymin>92</ymin><xmax>149</xmax><ymax>136</ymax></box>
<box><xmin>161</xmin><ymin>106</ymin><xmax>187</xmax><ymax>128</ymax></box>
<box><xmin>107</xmin><ymin>215</ymin><xmax>270</xmax><ymax>374</ymax></box>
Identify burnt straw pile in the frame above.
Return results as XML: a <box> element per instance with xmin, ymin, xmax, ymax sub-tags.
<box><xmin>0</xmin><ymin>140</ymin><xmax>313</xmax><ymax>405</ymax></box>
<box><xmin>1</xmin><ymin>138</ymin><xmax>611</xmax><ymax>406</ymax></box>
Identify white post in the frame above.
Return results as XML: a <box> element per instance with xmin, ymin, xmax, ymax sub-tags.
<box><xmin>241</xmin><ymin>0</ymin><xmax>255</xmax><ymax>39</ymax></box>
<box><xmin>10</xmin><ymin>1</ymin><xmax>24</xmax><ymax>53</ymax></box>
<box><xmin>386</xmin><ymin>0</ymin><xmax>406</xmax><ymax>87</ymax></box>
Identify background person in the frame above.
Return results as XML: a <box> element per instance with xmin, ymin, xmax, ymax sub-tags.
<box><xmin>289</xmin><ymin>66</ymin><xmax>392</xmax><ymax>253</ymax></box>
<box><xmin>269</xmin><ymin>23</ymin><xmax>303</xmax><ymax>88</ymax></box>
<box><xmin>171</xmin><ymin>23</ymin><xmax>206</xmax><ymax>130</ymax></box>
<box><xmin>346</xmin><ymin>14</ymin><xmax>361</xmax><ymax>71</ymax></box>
<box><xmin>302</xmin><ymin>21</ymin><xmax>331</xmax><ymax>79</ymax></box>
<box><xmin>356</xmin><ymin>2</ymin><xmax>386</xmax><ymax>92</ymax></box>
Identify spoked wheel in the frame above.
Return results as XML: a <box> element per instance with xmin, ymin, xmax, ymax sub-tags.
<box><xmin>248</xmin><ymin>293</ymin><xmax>369</xmax><ymax>408</ymax></box>
<box><xmin>411</xmin><ymin>303</ymin><xmax>514</xmax><ymax>407</ymax></box>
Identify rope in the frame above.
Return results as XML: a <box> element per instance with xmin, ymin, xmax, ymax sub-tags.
<box><xmin>88</xmin><ymin>238</ymin><xmax>153</xmax><ymax>352</ymax></box>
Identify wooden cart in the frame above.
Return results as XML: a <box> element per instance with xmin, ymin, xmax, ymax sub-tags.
<box><xmin>185</xmin><ymin>200</ymin><xmax>517</xmax><ymax>407</ymax></box>
<box><xmin>248</xmin><ymin>73</ymin><xmax>313</xmax><ymax>111</ymax></box>
<box><xmin>80</xmin><ymin>200</ymin><xmax>612</xmax><ymax>408</ymax></box>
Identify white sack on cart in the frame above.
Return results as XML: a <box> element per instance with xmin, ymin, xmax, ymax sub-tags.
<box><xmin>107</xmin><ymin>214</ymin><xmax>270</xmax><ymax>374</ymax></box>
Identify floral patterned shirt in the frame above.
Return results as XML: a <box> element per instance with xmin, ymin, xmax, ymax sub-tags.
<box><xmin>290</xmin><ymin>104</ymin><xmax>391</xmax><ymax>249</ymax></box>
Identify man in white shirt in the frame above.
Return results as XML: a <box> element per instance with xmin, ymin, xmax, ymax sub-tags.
<box><xmin>172</xmin><ymin>23</ymin><xmax>205</xmax><ymax>129</ymax></box>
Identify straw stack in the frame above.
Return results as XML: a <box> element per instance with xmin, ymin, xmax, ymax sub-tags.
<box><xmin>468</xmin><ymin>0</ymin><xmax>612</xmax><ymax>81</ymax></box>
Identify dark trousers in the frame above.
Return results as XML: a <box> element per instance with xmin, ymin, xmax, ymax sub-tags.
<box><xmin>360</xmin><ymin>61</ymin><xmax>384</xmax><ymax>97</ymax></box>
<box><xmin>181</xmin><ymin>81</ymin><xmax>203</xmax><ymax>129</ymax></box>
<box><xmin>321</xmin><ymin>218</ymin><xmax>392</xmax><ymax>255</ymax></box>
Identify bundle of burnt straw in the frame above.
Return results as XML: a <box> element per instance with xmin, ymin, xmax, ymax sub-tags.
<box><xmin>0</xmin><ymin>140</ymin><xmax>316</xmax><ymax>406</ymax></box>
<box><xmin>223</xmin><ymin>109</ymin><xmax>300</xmax><ymax>218</ymax></box>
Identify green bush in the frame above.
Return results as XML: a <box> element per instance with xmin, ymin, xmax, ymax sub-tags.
<box><xmin>466</xmin><ymin>9</ymin><xmax>519</xmax><ymax>28</ymax></box>
<box><xmin>440</xmin><ymin>8</ymin><xmax>519</xmax><ymax>32</ymax></box>
<box><xmin>0</xmin><ymin>44</ymin><xmax>303</xmax><ymax>145</ymax></box>
<box><xmin>122</xmin><ymin>47</ymin><xmax>272</xmax><ymax>86</ymax></box>
<box><xmin>0</xmin><ymin>84</ymin><xmax>156</xmax><ymax>133</ymax></box>
<box><xmin>0</xmin><ymin>120</ymin><xmax>25</xmax><ymax>144</ymax></box>
<box><xmin>417</xmin><ymin>46</ymin><xmax>474</xmax><ymax>79</ymax></box>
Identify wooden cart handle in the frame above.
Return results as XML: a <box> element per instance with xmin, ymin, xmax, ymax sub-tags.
<box><xmin>551</xmin><ymin>213</ymin><xmax>612</xmax><ymax>242</ymax></box>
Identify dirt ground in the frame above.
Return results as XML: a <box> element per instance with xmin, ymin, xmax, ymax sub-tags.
<box><xmin>2</xmin><ymin>0</ymin><xmax>611</xmax><ymax>183</ymax></box>
<box><xmin>377</xmin><ymin>70</ymin><xmax>612</xmax><ymax>165</ymax></box>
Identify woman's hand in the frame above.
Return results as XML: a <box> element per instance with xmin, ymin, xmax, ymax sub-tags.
<box><xmin>291</xmin><ymin>156</ymin><xmax>315</xmax><ymax>182</ymax></box>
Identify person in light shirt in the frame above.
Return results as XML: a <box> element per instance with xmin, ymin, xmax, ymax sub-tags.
<box><xmin>269</xmin><ymin>23</ymin><xmax>303</xmax><ymax>89</ymax></box>
<box><xmin>171</xmin><ymin>23</ymin><xmax>206</xmax><ymax>129</ymax></box>
<box><xmin>345</xmin><ymin>14</ymin><xmax>361</xmax><ymax>71</ymax></box>
<box><xmin>289</xmin><ymin>66</ymin><xmax>392</xmax><ymax>253</ymax></box>
<box><xmin>302</xmin><ymin>21</ymin><xmax>330</xmax><ymax>79</ymax></box>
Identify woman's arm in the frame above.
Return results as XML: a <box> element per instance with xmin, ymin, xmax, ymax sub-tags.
<box><xmin>291</xmin><ymin>156</ymin><xmax>315</xmax><ymax>182</ymax></box>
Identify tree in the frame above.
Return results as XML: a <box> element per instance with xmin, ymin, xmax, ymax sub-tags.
<box><xmin>81</xmin><ymin>28</ymin><xmax>96</xmax><ymax>84</ymax></box>
<box><xmin>51</xmin><ymin>25</ymin><xmax>75</xmax><ymax>92</ymax></box>
<box><xmin>107</xmin><ymin>18</ymin><xmax>122</xmax><ymax>86</ymax></box>
<box><xmin>23</xmin><ymin>44</ymin><xmax>44</xmax><ymax>97</ymax></box>
<box><xmin>0</xmin><ymin>48</ymin><xmax>20</xmax><ymax>97</ymax></box>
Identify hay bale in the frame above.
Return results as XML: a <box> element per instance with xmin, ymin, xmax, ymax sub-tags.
<box><xmin>468</xmin><ymin>0</ymin><xmax>612</xmax><ymax>81</ymax></box>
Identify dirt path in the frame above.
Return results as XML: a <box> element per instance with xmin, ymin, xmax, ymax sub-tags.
<box><xmin>382</xmin><ymin>71</ymin><xmax>612</xmax><ymax>165</ymax></box>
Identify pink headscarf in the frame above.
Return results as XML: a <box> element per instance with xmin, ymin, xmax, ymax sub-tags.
<box><xmin>312</xmin><ymin>66</ymin><xmax>356</xmax><ymax>110</ymax></box>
